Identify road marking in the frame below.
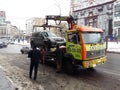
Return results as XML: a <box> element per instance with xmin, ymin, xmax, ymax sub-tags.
<box><xmin>102</xmin><ymin>70</ymin><xmax>120</xmax><ymax>77</ymax></box>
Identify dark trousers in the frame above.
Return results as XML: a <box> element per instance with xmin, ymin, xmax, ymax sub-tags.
<box><xmin>56</xmin><ymin>59</ymin><xmax>62</xmax><ymax>72</ymax></box>
<box><xmin>29</xmin><ymin>61</ymin><xmax>39</xmax><ymax>80</ymax></box>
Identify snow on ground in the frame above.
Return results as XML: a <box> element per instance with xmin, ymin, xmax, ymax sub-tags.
<box><xmin>0</xmin><ymin>54</ymin><xmax>44</xmax><ymax>90</ymax></box>
<box><xmin>0</xmin><ymin>54</ymin><xmax>102</xmax><ymax>90</ymax></box>
<box><xmin>107</xmin><ymin>42</ymin><xmax>120</xmax><ymax>52</ymax></box>
<box><xmin>14</xmin><ymin>40</ymin><xmax>30</xmax><ymax>47</ymax></box>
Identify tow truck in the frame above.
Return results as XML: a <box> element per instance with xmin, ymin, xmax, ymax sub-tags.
<box><xmin>34</xmin><ymin>15</ymin><xmax>107</xmax><ymax>74</ymax></box>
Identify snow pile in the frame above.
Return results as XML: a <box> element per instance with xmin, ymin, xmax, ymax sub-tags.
<box><xmin>0</xmin><ymin>54</ymin><xmax>44</xmax><ymax>90</ymax></box>
<box><xmin>107</xmin><ymin>42</ymin><xmax>120</xmax><ymax>52</ymax></box>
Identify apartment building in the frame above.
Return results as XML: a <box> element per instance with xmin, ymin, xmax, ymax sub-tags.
<box><xmin>71</xmin><ymin>0</ymin><xmax>115</xmax><ymax>36</ymax></box>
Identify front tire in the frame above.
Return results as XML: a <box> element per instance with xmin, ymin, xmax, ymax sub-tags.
<box><xmin>64</xmin><ymin>61</ymin><xmax>75</xmax><ymax>74</ymax></box>
<box><xmin>87</xmin><ymin>67</ymin><xmax>95</xmax><ymax>71</ymax></box>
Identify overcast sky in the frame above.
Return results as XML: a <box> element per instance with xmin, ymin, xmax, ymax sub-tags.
<box><xmin>0</xmin><ymin>0</ymin><xmax>71</xmax><ymax>30</ymax></box>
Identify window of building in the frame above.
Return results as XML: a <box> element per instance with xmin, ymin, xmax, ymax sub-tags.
<box><xmin>85</xmin><ymin>12</ymin><xmax>98</xmax><ymax>27</ymax></box>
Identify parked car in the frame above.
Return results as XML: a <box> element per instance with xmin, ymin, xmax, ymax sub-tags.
<box><xmin>0</xmin><ymin>42</ymin><xmax>3</xmax><ymax>48</ymax></box>
<box><xmin>30</xmin><ymin>31</ymin><xmax>66</xmax><ymax>50</ymax></box>
<box><xmin>2</xmin><ymin>42</ymin><xmax>8</xmax><ymax>47</ymax></box>
<box><xmin>20</xmin><ymin>46</ymin><xmax>30</xmax><ymax>54</ymax></box>
<box><xmin>9</xmin><ymin>41</ymin><xmax>15</xmax><ymax>44</ymax></box>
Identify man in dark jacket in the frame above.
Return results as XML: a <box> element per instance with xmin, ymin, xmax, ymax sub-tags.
<box><xmin>28</xmin><ymin>46</ymin><xmax>41</xmax><ymax>80</ymax></box>
<box><xmin>54</xmin><ymin>45</ymin><xmax>63</xmax><ymax>73</ymax></box>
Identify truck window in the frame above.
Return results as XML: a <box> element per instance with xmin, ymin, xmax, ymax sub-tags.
<box><xmin>68</xmin><ymin>32</ymin><xmax>80</xmax><ymax>44</ymax></box>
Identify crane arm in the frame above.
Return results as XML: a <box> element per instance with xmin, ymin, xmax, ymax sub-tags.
<box><xmin>45</xmin><ymin>15</ymin><xmax>76</xmax><ymax>30</ymax></box>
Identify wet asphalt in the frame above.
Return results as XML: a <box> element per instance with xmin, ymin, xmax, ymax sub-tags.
<box><xmin>0</xmin><ymin>68</ymin><xmax>14</xmax><ymax>90</ymax></box>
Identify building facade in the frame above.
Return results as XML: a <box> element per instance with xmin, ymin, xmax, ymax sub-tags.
<box><xmin>0</xmin><ymin>23</ymin><xmax>19</xmax><ymax>39</ymax></box>
<box><xmin>0</xmin><ymin>11</ymin><xmax>6</xmax><ymax>24</ymax></box>
<box><xmin>112</xmin><ymin>0</ymin><xmax>120</xmax><ymax>39</ymax></box>
<box><xmin>71</xmin><ymin>0</ymin><xmax>115</xmax><ymax>36</ymax></box>
<box><xmin>0</xmin><ymin>11</ymin><xmax>19</xmax><ymax>40</ymax></box>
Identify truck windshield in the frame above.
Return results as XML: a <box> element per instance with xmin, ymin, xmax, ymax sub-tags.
<box><xmin>82</xmin><ymin>32</ymin><xmax>104</xmax><ymax>44</ymax></box>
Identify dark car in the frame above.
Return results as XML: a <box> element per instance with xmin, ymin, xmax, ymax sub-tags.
<box><xmin>20</xmin><ymin>46</ymin><xmax>30</xmax><ymax>54</ymax></box>
<box><xmin>30</xmin><ymin>31</ymin><xmax>66</xmax><ymax>49</ymax></box>
<box><xmin>2</xmin><ymin>42</ymin><xmax>8</xmax><ymax>47</ymax></box>
<box><xmin>0</xmin><ymin>42</ymin><xmax>3</xmax><ymax>48</ymax></box>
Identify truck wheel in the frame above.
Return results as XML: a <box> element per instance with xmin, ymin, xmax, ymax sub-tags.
<box><xmin>87</xmin><ymin>67</ymin><xmax>95</xmax><ymax>71</ymax></box>
<box><xmin>64</xmin><ymin>61</ymin><xmax>74</xmax><ymax>74</ymax></box>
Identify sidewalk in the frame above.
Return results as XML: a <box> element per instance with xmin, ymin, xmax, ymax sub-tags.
<box><xmin>107</xmin><ymin>41</ymin><xmax>120</xmax><ymax>53</ymax></box>
<box><xmin>0</xmin><ymin>67</ymin><xmax>14</xmax><ymax>90</ymax></box>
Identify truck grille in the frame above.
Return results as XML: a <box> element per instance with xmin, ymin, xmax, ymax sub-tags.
<box><xmin>86</xmin><ymin>49</ymin><xmax>105</xmax><ymax>59</ymax></box>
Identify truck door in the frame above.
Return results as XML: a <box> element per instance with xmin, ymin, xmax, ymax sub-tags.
<box><xmin>66</xmin><ymin>31</ymin><xmax>82</xmax><ymax>60</ymax></box>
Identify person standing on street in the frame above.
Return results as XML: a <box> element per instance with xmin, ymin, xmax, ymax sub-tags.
<box><xmin>40</xmin><ymin>45</ymin><xmax>46</xmax><ymax>75</ymax></box>
<box><xmin>28</xmin><ymin>46</ymin><xmax>41</xmax><ymax>80</ymax></box>
<box><xmin>54</xmin><ymin>45</ymin><xmax>63</xmax><ymax>73</ymax></box>
<box><xmin>41</xmin><ymin>45</ymin><xmax>46</xmax><ymax>64</ymax></box>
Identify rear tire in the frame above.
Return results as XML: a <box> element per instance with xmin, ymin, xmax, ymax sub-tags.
<box><xmin>87</xmin><ymin>67</ymin><xmax>95</xmax><ymax>71</ymax></box>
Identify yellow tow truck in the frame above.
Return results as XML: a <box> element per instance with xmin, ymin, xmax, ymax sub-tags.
<box><xmin>36</xmin><ymin>15</ymin><xmax>107</xmax><ymax>74</ymax></box>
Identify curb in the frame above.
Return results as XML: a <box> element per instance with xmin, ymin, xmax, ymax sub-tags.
<box><xmin>15</xmin><ymin>43</ymin><xmax>30</xmax><ymax>46</ymax></box>
<box><xmin>107</xmin><ymin>51</ymin><xmax>120</xmax><ymax>54</ymax></box>
<box><xmin>0</xmin><ymin>66</ymin><xmax>15</xmax><ymax>90</ymax></box>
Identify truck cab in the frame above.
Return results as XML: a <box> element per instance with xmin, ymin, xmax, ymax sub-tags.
<box><xmin>65</xmin><ymin>25</ymin><xmax>106</xmax><ymax>69</ymax></box>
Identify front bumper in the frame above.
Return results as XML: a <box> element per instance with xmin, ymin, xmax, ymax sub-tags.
<box><xmin>82</xmin><ymin>56</ymin><xmax>107</xmax><ymax>68</ymax></box>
